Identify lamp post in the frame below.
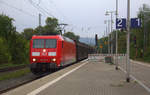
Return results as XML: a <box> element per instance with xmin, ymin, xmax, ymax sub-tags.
<box><xmin>105</xmin><ymin>11</ymin><xmax>116</xmax><ymax>54</ymax></box>
<box><xmin>104</xmin><ymin>20</ymin><xmax>110</xmax><ymax>54</ymax></box>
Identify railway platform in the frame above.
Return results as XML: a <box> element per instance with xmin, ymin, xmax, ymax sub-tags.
<box><xmin>3</xmin><ymin>56</ymin><xmax>150</xmax><ymax>95</ymax></box>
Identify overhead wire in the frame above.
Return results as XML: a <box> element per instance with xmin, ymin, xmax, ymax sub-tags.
<box><xmin>0</xmin><ymin>0</ymin><xmax>101</xmax><ymax>39</ymax></box>
<box><xmin>28</xmin><ymin>0</ymin><xmax>55</xmax><ymax>18</ymax></box>
<box><xmin>0</xmin><ymin>0</ymin><xmax>37</xmax><ymax>17</ymax></box>
<box><xmin>37</xmin><ymin>0</ymin><xmax>85</xmax><ymax>35</ymax></box>
<box><xmin>37</xmin><ymin>0</ymin><xmax>41</xmax><ymax>5</ymax></box>
<box><xmin>27</xmin><ymin>0</ymin><xmax>48</xmax><ymax>17</ymax></box>
<box><xmin>47</xmin><ymin>0</ymin><xmax>80</xmax><ymax>33</ymax></box>
<box><xmin>48</xmin><ymin>0</ymin><xmax>71</xmax><ymax>22</ymax></box>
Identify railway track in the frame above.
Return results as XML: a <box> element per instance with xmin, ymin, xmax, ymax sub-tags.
<box><xmin>0</xmin><ymin>60</ymin><xmax>83</xmax><ymax>94</ymax></box>
<box><xmin>0</xmin><ymin>71</ymin><xmax>55</xmax><ymax>94</ymax></box>
<box><xmin>0</xmin><ymin>67</ymin><xmax>61</xmax><ymax>94</ymax></box>
<box><xmin>0</xmin><ymin>74</ymin><xmax>37</xmax><ymax>94</ymax></box>
<box><xmin>0</xmin><ymin>64</ymin><xmax>29</xmax><ymax>73</ymax></box>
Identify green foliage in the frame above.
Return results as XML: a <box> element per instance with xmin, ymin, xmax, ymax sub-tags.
<box><xmin>0</xmin><ymin>14</ymin><xmax>15</xmax><ymax>41</ymax></box>
<box><xmin>98</xmin><ymin>37</ymin><xmax>108</xmax><ymax>53</ymax></box>
<box><xmin>9</xmin><ymin>33</ymin><xmax>29</xmax><ymax>64</ymax></box>
<box><xmin>0</xmin><ymin>68</ymin><xmax>30</xmax><ymax>81</ymax></box>
<box><xmin>118</xmin><ymin>31</ymin><xmax>126</xmax><ymax>53</ymax></box>
<box><xmin>0</xmin><ymin>63</ymin><xmax>25</xmax><ymax>69</ymax></box>
<box><xmin>130</xmin><ymin>4</ymin><xmax>150</xmax><ymax>61</ymax></box>
<box><xmin>0</xmin><ymin>14</ymin><xmax>15</xmax><ymax>64</ymax></box>
<box><xmin>63</xmin><ymin>32</ymin><xmax>80</xmax><ymax>41</ymax></box>
<box><xmin>22</xmin><ymin>28</ymin><xmax>34</xmax><ymax>40</ymax></box>
<box><xmin>22</xmin><ymin>17</ymin><xmax>61</xmax><ymax>40</ymax></box>
<box><xmin>43</xmin><ymin>17</ymin><xmax>60</xmax><ymax>35</ymax></box>
<box><xmin>0</xmin><ymin>37</ymin><xmax>11</xmax><ymax>63</ymax></box>
<box><xmin>34</xmin><ymin>26</ymin><xmax>45</xmax><ymax>35</ymax></box>
<box><xmin>0</xmin><ymin>14</ymin><xmax>29</xmax><ymax>65</ymax></box>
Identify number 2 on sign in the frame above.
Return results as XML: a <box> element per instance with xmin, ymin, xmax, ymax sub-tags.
<box><xmin>117</xmin><ymin>19</ymin><xmax>123</xmax><ymax>27</ymax></box>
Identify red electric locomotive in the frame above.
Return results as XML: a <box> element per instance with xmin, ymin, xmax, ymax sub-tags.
<box><xmin>30</xmin><ymin>35</ymin><xmax>76</xmax><ymax>74</ymax></box>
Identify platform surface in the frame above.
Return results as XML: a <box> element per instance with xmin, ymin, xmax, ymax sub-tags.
<box><xmin>3</xmin><ymin>58</ymin><xmax>150</xmax><ymax>95</ymax></box>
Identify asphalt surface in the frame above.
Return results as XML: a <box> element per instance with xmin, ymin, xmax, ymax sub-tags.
<box><xmin>3</xmin><ymin>57</ymin><xmax>150</xmax><ymax>95</ymax></box>
<box><xmin>118</xmin><ymin>56</ymin><xmax>150</xmax><ymax>89</ymax></box>
<box><xmin>131</xmin><ymin>60</ymin><xmax>150</xmax><ymax>89</ymax></box>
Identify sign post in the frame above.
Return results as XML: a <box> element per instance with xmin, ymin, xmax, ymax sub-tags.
<box><xmin>116</xmin><ymin>16</ymin><xmax>141</xmax><ymax>82</ymax></box>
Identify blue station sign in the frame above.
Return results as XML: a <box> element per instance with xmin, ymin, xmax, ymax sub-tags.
<box><xmin>116</xmin><ymin>18</ymin><xmax>141</xmax><ymax>29</ymax></box>
<box><xmin>116</xmin><ymin>18</ymin><xmax>126</xmax><ymax>29</ymax></box>
<box><xmin>131</xmin><ymin>18</ymin><xmax>141</xmax><ymax>28</ymax></box>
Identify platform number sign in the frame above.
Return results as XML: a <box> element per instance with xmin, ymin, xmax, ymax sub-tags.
<box><xmin>116</xmin><ymin>18</ymin><xmax>126</xmax><ymax>29</ymax></box>
<box><xmin>131</xmin><ymin>18</ymin><xmax>141</xmax><ymax>28</ymax></box>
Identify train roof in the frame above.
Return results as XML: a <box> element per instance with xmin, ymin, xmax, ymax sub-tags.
<box><xmin>31</xmin><ymin>35</ymin><xmax>63</xmax><ymax>40</ymax></box>
<box><xmin>31</xmin><ymin>35</ymin><xmax>94</xmax><ymax>48</ymax></box>
<box><xmin>31</xmin><ymin>35</ymin><xmax>75</xmax><ymax>43</ymax></box>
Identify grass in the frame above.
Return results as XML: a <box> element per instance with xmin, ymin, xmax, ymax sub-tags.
<box><xmin>0</xmin><ymin>63</ymin><xmax>28</xmax><ymax>69</ymax></box>
<box><xmin>0</xmin><ymin>68</ymin><xmax>30</xmax><ymax>81</ymax></box>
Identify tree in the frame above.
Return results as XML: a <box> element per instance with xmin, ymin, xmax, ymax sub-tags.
<box><xmin>63</xmin><ymin>32</ymin><xmax>80</xmax><ymax>41</ymax></box>
<box><xmin>0</xmin><ymin>14</ymin><xmax>15</xmax><ymax>41</ymax></box>
<box><xmin>0</xmin><ymin>14</ymin><xmax>30</xmax><ymax>64</ymax></box>
<box><xmin>22</xmin><ymin>28</ymin><xmax>34</xmax><ymax>40</ymax></box>
<box><xmin>137</xmin><ymin>4</ymin><xmax>150</xmax><ymax>58</ymax></box>
<box><xmin>0</xmin><ymin>37</ymin><xmax>11</xmax><ymax>63</ymax></box>
<box><xmin>34</xmin><ymin>26</ymin><xmax>45</xmax><ymax>35</ymax></box>
<box><xmin>10</xmin><ymin>32</ymin><xmax>29</xmax><ymax>64</ymax></box>
<box><xmin>43</xmin><ymin>17</ymin><xmax>60</xmax><ymax>35</ymax></box>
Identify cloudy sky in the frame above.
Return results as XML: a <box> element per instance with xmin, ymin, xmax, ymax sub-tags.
<box><xmin>0</xmin><ymin>0</ymin><xmax>150</xmax><ymax>38</ymax></box>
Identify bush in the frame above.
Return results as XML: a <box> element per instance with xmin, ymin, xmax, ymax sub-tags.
<box><xmin>0</xmin><ymin>37</ymin><xmax>11</xmax><ymax>63</ymax></box>
<box><xmin>9</xmin><ymin>34</ymin><xmax>29</xmax><ymax>64</ymax></box>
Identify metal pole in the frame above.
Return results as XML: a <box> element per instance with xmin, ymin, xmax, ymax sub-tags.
<box><xmin>105</xmin><ymin>22</ymin><xmax>109</xmax><ymax>53</ymax></box>
<box><xmin>106</xmin><ymin>26</ymin><xmax>107</xmax><ymax>37</ymax></box>
<box><xmin>108</xmin><ymin>20</ymin><xmax>110</xmax><ymax>54</ymax></box>
<box><xmin>115</xmin><ymin>0</ymin><xmax>119</xmax><ymax>70</ymax></box>
<box><xmin>39</xmin><ymin>13</ymin><xmax>41</xmax><ymax>27</ymax></box>
<box><xmin>111</xmin><ymin>12</ymin><xmax>113</xmax><ymax>54</ymax></box>
<box><xmin>126</xmin><ymin>0</ymin><xmax>130</xmax><ymax>82</ymax></box>
<box><xmin>143</xmin><ymin>13</ymin><xmax>146</xmax><ymax>53</ymax></box>
<box><xmin>39</xmin><ymin>13</ymin><xmax>42</xmax><ymax>33</ymax></box>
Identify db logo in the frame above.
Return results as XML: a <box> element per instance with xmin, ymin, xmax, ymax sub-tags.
<box><xmin>42</xmin><ymin>52</ymin><xmax>47</xmax><ymax>56</ymax></box>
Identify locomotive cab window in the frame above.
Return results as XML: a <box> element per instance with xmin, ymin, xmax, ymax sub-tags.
<box><xmin>33</xmin><ymin>39</ymin><xmax>57</xmax><ymax>48</ymax></box>
<box><xmin>45</xmin><ymin>39</ymin><xmax>57</xmax><ymax>48</ymax></box>
<box><xmin>33</xmin><ymin>39</ymin><xmax>44</xmax><ymax>48</ymax></box>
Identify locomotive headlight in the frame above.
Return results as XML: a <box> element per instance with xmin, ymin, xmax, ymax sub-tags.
<box><xmin>43</xmin><ymin>49</ymin><xmax>46</xmax><ymax>52</ymax></box>
<box><xmin>52</xmin><ymin>58</ymin><xmax>56</xmax><ymax>62</ymax></box>
<box><xmin>33</xmin><ymin>58</ymin><xmax>36</xmax><ymax>62</ymax></box>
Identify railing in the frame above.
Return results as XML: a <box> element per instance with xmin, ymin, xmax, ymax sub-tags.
<box><xmin>88</xmin><ymin>53</ymin><xmax>150</xmax><ymax>93</ymax></box>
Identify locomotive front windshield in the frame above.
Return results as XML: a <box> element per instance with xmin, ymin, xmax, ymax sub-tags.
<box><xmin>33</xmin><ymin>39</ymin><xmax>57</xmax><ymax>48</ymax></box>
